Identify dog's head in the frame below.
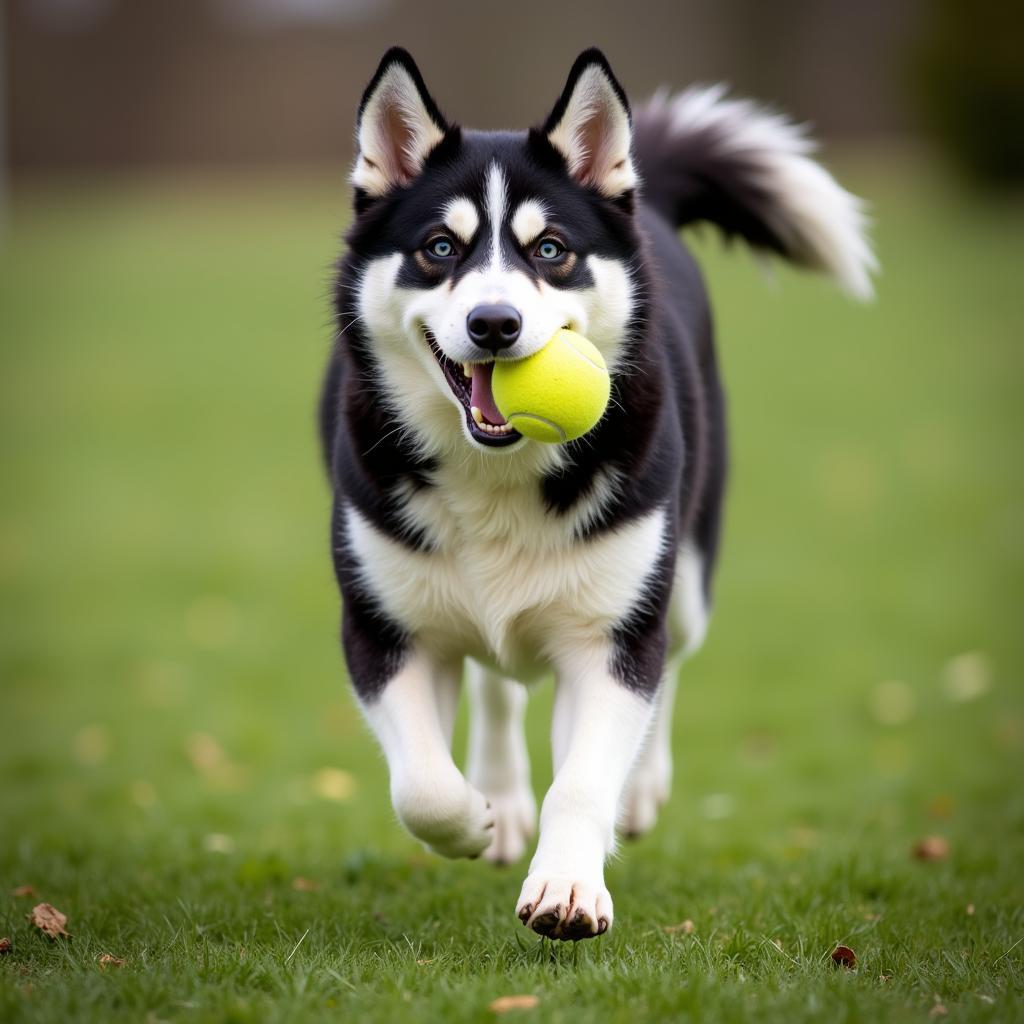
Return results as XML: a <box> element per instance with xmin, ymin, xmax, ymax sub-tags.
<box><xmin>343</xmin><ymin>48</ymin><xmax>640</xmax><ymax>456</ymax></box>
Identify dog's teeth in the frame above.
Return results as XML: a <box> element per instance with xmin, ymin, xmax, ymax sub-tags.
<box><xmin>463</xmin><ymin>362</ymin><xmax>473</xmax><ymax>379</ymax></box>
<box><xmin>471</xmin><ymin>406</ymin><xmax>484</xmax><ymax>425</ymax></box>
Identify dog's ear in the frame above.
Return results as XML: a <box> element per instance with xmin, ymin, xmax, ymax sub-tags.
<box><xmin>351</xmin><ymin>48</ymin><xmax>450</xmax><ymax>199</ymax></box>
<box><xmin>542</xmin><ymin>49</ymin><xmax>636</xmax><ymax>198</ymax></box>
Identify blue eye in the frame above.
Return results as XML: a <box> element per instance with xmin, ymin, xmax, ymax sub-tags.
<box><xmin>426</xmin><ymin>237</ymin><xmax>455</xmax><ymax>259</ymax></box>
<box><xmin>536</xmin><ymin>238</ymin><xmax>565</xmax><ymax>260</ymax></box>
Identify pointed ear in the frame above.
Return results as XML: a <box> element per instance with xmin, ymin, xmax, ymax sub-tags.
<box><xmin>543</xmin><ymin>49</ymin><xmax>636</xmax><ymax>197</ymax></box>
<box><xmin>351</xmin><ymin>48</ymin><xmax>450</xmax><ymax>198</ymax></box>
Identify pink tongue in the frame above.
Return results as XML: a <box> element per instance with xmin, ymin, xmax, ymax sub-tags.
<box><xmin>471</xmin><ymin>363</ymin><xmax>507</xmax><ymax>425</ymax></box>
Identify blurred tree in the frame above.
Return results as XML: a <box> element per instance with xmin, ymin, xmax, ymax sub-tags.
<box><xmin>917</xmin><ymin>0</ymin><xmax>1024</xmax><ymax>186</ymax></box>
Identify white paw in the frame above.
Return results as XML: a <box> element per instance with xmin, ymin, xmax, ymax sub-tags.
<box><xmin>480</xmin><ymin>785</ymin><xmax>536</xmax><ymax>865</ymax></box>
<box><xmin>393</xmin><ymin>774</ymin><xmax>494</xmax><ymax>859</ymax></box>
<box><xmin>516</xmin><ymin>873</ymin><xmax>613</xmax><ymax>941</ymax></box>
<box><xmin>621</xmin><ymin>754</ymin><xmax>671</xmax><ymax>838</ymax></box>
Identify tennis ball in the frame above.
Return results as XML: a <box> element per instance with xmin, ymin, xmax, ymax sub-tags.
<box><xmin>492</xmin><ymin>329</ymin><xmax>611</xmax><ymax>443</ymax></box>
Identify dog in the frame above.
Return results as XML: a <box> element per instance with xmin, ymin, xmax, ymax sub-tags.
<box><xmin>320</xmin><ymin>47</ymin><xmax>874</xmax><ymax>941</ymax></box>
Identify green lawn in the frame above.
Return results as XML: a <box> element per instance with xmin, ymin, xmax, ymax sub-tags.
<box><xmin>1</xmin><ymin>158</ymin><xmax>1022</xmax><ymax>1023</ymax></box>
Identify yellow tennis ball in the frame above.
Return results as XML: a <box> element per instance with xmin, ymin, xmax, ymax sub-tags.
<box><xmin>491</xmin><ymin>329</ymin><xmax>611</xmax><ymax>444</ymax></box>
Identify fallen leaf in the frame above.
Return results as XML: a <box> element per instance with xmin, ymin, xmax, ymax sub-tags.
<box><xmin>966</xmin><ymin>903</ymin><xmax>975</xmax><ymax>916</ymax></box>
<box><xmin>869</xmin><ymin>680</ymin><xmax>916</xmax><ymax>725</ymax></box>
<box><xmin>28</xmin><ymin>903</ymin><xmax>69</xmax><ymax>939</ymax></box>
<box><xmin>291</xmin><ymin>876</ymin><xmax>319</xmax><ymax>892</ymax></box>
<box><xmin>0</xmin><ymin>938</ymin><xmax>11</xmax><ymax>954</ymax></box>
<box><xmin>98</xmin><ymin>953</ymin><xmax>125</xmax><ymax>969</ymax></box>
<box><xmin>185</xmin><ymin>733</ymin><xmax>243</xmax><ymax>788</ymax></box>
<box><xmin>699</xmin><ymin>792</ymin><xmax>735</xmax><ymax>820</ymax></box>
<box><xmin>912</xmin><ymin>836</ymin><xmax>950</xmax><ymax>861</ymax></box>
<box><xmin>927</xmin><ymin>794</ymin><xmax>955</xmax><ymax>819</ymax></box>
<box><xmin>930</xmin><ymin>1003</ymin><xmax>948</xmax><ymax>1018</ymax></box>
<box><xmin>664</xmin><ymin>920</ymin><xmax>695</xmax><ymax>935</ymax></box>
<box><xmin>490</xmin><ymin>995</ymin><xmax>539</xmax><ymax>1013</ymax></box>
<box><xmin>942</xmin><ymin>651</ymin><xmax>991</xmax><ymax>703</ymax></box>
<box><xmin>312</xmin><ymin>767</ymin><xmax>356</xmax><ymax>802</ymax></box>
<box><xmin>11</xmin><ymin>885</ymin><xmax>35</xmax><ymax>897</ymax></box>
<box><xmin>831</xmin><ymin>945</ymin><xmax>857</xmax><ymax>968</ymax></box>
<box><xmin>186</xmin><ymin>732</ymin><xmax>226</xmax><ymax>773</ymax></box>
<box><xmin>202</xmin><ymin>833</ymin><xmax>235</xmax><ymax>855</ymax></box>
<box><xmin>790</xmin><ymin>826</ymin><xmax>819</xmax><ymax>849</ymax></box>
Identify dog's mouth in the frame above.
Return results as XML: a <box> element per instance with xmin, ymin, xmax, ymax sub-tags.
<box><xmin>422</xmin><ymin>328</ymin><xmax>521</xmax><ymax>448</ymax></box>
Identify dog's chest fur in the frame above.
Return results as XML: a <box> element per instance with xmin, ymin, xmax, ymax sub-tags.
<box><xmin>345</xmin><ymin>458</ymin><xmax>667</xmax><ymax>679</ymax></box>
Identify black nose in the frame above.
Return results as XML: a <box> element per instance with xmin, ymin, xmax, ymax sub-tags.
<box><xmin>466</xmin><ymin>304</ymin><xmax>522</xmax><ymax>353</ymax></box>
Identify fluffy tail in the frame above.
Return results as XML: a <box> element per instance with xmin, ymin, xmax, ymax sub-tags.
<box><xmin>633</xmin><ymin>85</ymin><xmax>877</xmax><ymax>300</ymax></box>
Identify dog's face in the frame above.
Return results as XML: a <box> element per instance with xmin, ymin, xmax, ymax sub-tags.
<box><xmin>344</xmin><ymin>49</ymin><xmax>640</xmax><ymax>456</ymax></box>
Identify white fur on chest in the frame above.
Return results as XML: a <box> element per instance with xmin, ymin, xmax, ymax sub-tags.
<box><xmin>345</xmin><ymin>462</ymin><xmax>667</xmax><ymax>679</ymax></box>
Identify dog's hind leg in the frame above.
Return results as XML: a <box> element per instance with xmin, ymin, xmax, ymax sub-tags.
<box><xmin>466</xmin><ymin>662</ymin><xmax>536</xmax><ymax>864</ymax></box>
<box><xmin>621</xmin><ymin>539</ymin><xmax>709</xmax><ymax>837</ymax></box>
<box><xmin>620</xmin><ymin>660</ymin><xmax>680</xmax><ymax>837</ymax></box>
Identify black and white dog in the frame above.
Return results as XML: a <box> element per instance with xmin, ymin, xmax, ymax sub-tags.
<box><xmin>320</xmin><ymin>48</ymin><xmax>874</xmax><ymax>941</ymax></box>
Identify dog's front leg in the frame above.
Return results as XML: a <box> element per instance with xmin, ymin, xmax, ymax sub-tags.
<box><xmin>516</xmin><ymin>644</ymin><xmax>659</xmax><ymax>940</ymax></box>
<box><xmin>360</xmin><ymin>649</ymin><xmax>494</xmax><ymax>859</ymax></box>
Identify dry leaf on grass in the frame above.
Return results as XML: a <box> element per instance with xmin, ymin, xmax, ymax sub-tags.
<box><xmin>98</xmin><ymin>953</ymin><xmax>125</xmax><ymax>969</ymax></box>
<box><xmin>942</xmin><ymin>651</ymin><xmax>991</xmax><ymax>703</ymax></box>
<box><xmin>11</xmin><ymin>885</ymin><xmax>35</xmax><ymax>898</ymax></box>
<box><xmin>185</xmin><ymin>732</ymin><xmax>244</xmax><ymax>789</ymax></box>
<box><xmin>291</xmin><ymin>876</ymin><xmax>319</xmax><ymax>893</ymax></box>
<box><xmin>966</xmin><ymin>903</ymin><xmax>975</xmax><ymax>916</ymax></box>
<box><xmin>490</xmin><ymin>994</ymin><xmax>539</xmax><ymax>1013</ymax></box>
<box><xmin>831</xmin><ymin>945</ymin><xmax>857</xmax><ymax>968</ymax></box>
<box><xmin>869</xmin><ymin>680</ymin><xmax>916</xmax><ymax>725</ymax></box>
<box><xmin>0</xmin><ymin>938</ymin><xmax>12</xmax><ymax>954</ymax></box>
<box><xmin>927</xmin><ymin>794</ymin><xmax>955</xmax><ymax>819</ymax></box>
<box><xmin>28</xmin><ymin>903</ymin><xmax>69</xmax><ymax>939</ymax></box>
<box><xmin>912</xmin><ymin>836</ymin><xmax>950</xmax><ymax>861</ymax></box>
<box><xmin>663</xmin><ymin>920</ymin><xmax>695</xmax><ymax>935</ymax></box>
<box><xmin>930</xmin><ymin>1002</ymin><xmax>948</xmax><ymax>1018</ymax></box>
<box><xmin>312</xmin><ymin>767</ymin><xmax>356</xmax><ymax>802</ymax></box>
<box><xmin>202</xmin><ymin>833</ymin><xmax>235</xmax><ymax>855</ymax></box>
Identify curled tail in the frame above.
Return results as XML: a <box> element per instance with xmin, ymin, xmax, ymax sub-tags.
<box><xmin>633</xmin><ymin>85</ymin><xmax>877</xmax><ymax>300</ymax></box>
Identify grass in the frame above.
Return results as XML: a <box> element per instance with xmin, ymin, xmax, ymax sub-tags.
<box><xmin>0</xmin><ymin>157</ymin><xmax>1022</xmax><ymax>1022</ymax></box>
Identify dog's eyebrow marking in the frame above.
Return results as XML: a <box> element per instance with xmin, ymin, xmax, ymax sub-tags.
<box><xmin>485</xmin><ymin>163</ymin><xmax>508</xmax><ymax>271</ymax></box>
<box><xmin>442</xmin><ymin>197</ymin><xmax>479</xmax><ymax>244</ymax></box>
<box><xmin>511</xmin><ymin>199</ymin><xmax>548</xmax><ymax>247</ymax></box>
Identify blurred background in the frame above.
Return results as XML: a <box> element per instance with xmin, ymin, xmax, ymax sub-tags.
<box><xmin>0</xmin><ymin>0</ymin><xmax>1022</xmax><ymax>1013</ymax></box>
<box><xmin>4</xmin><ymin>0</ymin><xmax>1022</xmax><ymax>176</ymax></box>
